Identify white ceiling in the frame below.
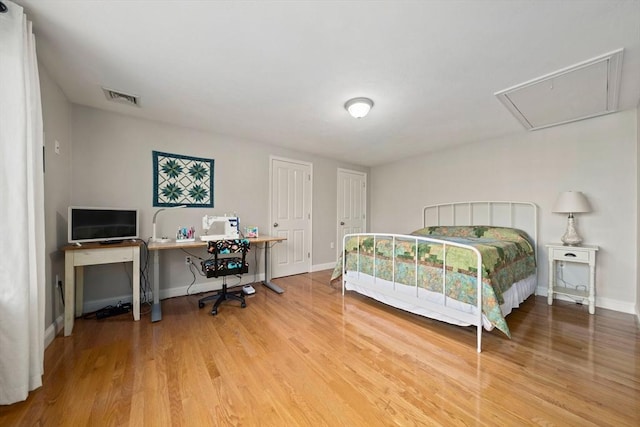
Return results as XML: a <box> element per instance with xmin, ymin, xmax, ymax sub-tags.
<box><xmin>14</xmin><ymin>0</ymin><xmax>640</xmax><ymax>167</ymax></box>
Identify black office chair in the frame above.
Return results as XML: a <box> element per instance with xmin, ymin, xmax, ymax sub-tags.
<box><xmin>198</xmin><ymin>239</ymin><xmax>250</xmax><ymax>315</ymax></box>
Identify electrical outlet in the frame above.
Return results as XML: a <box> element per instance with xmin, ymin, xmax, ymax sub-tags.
<box><xmin>55</xmin><ymin>274</ymin><xmax>59</xmax><ymax>287</ymax></box>
<box><xmin>330</xmin><ymin>242</ymin><xmax>335</xmax><ymax>249</ymax></box>
<box><xmin>185</xmin><ymin>256</ymin><xmax>191</xmax><ymax>265</ymax></box>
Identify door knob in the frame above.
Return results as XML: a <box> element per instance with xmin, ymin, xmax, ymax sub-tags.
<box><xmin>340</xmin><ymin>221</ymin><xmax>345</xmax><ymax>225</ymax></box>
<box><xmin>273</xmin><ymin>223</ymin><xmax>279</xmax><ymax>227</ymax></box>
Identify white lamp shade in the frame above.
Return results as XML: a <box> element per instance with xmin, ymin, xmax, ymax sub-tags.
<box><xmin>345</xmin><ymin>97</ymin><xmax>373</xmax><ymax>118</ymax></box>
<box><xmin>552</xmin><ymin>191</ymin><xmax>591</xmax><ymax>213</ymax></box>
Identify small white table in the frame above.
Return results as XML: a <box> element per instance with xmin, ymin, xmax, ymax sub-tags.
<box><xmin>546</xmin><ymin>243</ymin><xmax>599</xmax><ymax>314</ymax></box>
<box><xmin>62</xmin><ymin>240</ymin><xmax>141</xmax><ymax>336</ymax></box>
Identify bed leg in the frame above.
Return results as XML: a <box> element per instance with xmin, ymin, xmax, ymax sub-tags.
<box><xmin>477</xmin><ymin>325</ymin><xmax>482</xmax><ymax>353</ymax></box>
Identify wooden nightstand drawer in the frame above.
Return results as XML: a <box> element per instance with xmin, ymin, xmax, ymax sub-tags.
<box><xmin>551</xmin><ymin>248</ymin><xmax>590</xmax><ymax>262</ymax></box>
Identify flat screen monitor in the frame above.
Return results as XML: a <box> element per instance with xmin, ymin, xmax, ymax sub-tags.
<box><xmin>68</xmin><ymin>206</ymin><xmax>139</xmax><ymax>244</ymax></box>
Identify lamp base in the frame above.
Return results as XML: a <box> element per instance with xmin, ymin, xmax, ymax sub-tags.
<box><xmin>151</xmin><ymin>237</ymin><xmax>172</xmax><ymax>244</ymax></box>
<box><xmin>561</xmin><ymin>215</ymin><xmax>583</xmax><ymax>246</ymax></box>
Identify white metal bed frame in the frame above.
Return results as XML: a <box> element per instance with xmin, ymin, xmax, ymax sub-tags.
<box><xmin>342</xmin><ymin>201</ymin><xmax>538</xmax><ymax>352</ymax></box>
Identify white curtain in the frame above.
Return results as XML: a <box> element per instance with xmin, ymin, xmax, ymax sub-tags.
<box><xmin>0</xmin><ymin>1</ymin><xmax>46</xmax><ymax>405</ymax></box>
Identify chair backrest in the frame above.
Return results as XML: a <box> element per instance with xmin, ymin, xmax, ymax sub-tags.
<box><xmin>208</xmin><ymin>239</ymin><xmax>250</xmax><ymax>259</ymax></box>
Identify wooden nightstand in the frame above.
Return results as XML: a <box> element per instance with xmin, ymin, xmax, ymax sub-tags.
<box><xmin>546</xmin><ymin>243</ymin><xmax>599</xmax><ymax>314</ymax></box>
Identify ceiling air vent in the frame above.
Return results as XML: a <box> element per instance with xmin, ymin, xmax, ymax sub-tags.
<box><xmin>102</xmin><ymin>87</ymin><xmax>140</xmax><ymax>107</ymax></box>
<box><xmin>495</xmin><ymin>48</ymin><xmax>623</xmax><ymax>130</ymax></box>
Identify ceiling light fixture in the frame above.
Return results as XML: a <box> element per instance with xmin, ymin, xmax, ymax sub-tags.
<box><xmin>345</xmin><ymin>97</ymin><xmax>374</xmax><ymax>118</ymax></box>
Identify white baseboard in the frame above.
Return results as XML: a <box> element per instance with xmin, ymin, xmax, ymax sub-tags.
<box><xmin>596</xmin><ymin>296</ymin><xmax>636</xmax><ymax>314</ymax></box>
<box><xmin>312</xmin><ymin>262</ymin><xmax>335</xmax><ymax>272</ymax></box>
<box><xmin>79</xmin><ymin>274</ymin><xmax>264</xmax><ymax>311</ymax></box>
<box><xmin>77</xmin><ymin>264</ymin><xmax>345</xmax><ymax>311</ymax></box>
<box><xmin>159</xmin><ymin>273</ymin><xmax>264</xmax><ymax>300</ymax></box>
<box><xmin>536</xmin><ymin>286</ymin><xmax>635</xmax><ymax>314</ymax></box>
<box><xmin>45</xmin><ymin>314</ymin><xmax>63</xmax><ymax>349</ymax></box>
<box><xmin>44</xmin><ymin>281</ymin><xmax>640</xmax><ymax>347</ymax></box>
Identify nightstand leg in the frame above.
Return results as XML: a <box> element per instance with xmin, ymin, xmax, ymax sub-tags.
<box><xmin>588</xmin><ymin>263</ymin><xmax>596</xmax><ymax>314</ymax></box>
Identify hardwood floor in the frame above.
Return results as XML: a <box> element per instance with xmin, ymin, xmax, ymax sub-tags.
<box><xmin>1</xmin><ymin>269</ymin><xmax>639</xmax><ymax>426</ymax></box>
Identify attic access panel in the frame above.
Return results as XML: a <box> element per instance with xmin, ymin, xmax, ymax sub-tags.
<box><xmin>495</xmin><ymin>49</ymin><xmax>623</xmax><ymax>130</ymax></box>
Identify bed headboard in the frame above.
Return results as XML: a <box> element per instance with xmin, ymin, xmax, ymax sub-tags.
<box><xmin>423</xmin><ymin>201</ymin><xmax>538</xmax><ymax>258</ymax></box>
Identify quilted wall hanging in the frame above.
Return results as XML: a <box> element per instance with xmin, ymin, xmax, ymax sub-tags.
<box><xmin>153</xmin><ymin>151</ymin><xmax>214</xmax><ymax>207</ymax></box>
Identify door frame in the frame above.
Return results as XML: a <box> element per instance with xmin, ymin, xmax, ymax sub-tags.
<box><xmin>269</xmin><ymin>155</ymin><xmax>313</xmax><ymax>277</ymax></box>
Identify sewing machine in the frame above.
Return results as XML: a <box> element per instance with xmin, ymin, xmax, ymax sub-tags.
<box><xmin>200</xmin><ymin>215</ymin><xmax>239</xmax><ymax>241</ymax></box>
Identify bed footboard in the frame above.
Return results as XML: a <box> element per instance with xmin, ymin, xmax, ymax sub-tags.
<box><xmin>341</xmin><ymin>233</ymin><xmax>484</xmax><ymax>352</ymax></box>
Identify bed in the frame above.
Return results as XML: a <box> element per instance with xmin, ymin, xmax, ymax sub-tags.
<box><xmin>331</xmin><ymin>201</ymin><xmax>538</xmax><ymax>352</ymax></box>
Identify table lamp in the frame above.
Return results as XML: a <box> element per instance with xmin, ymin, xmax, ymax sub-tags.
<box><xmin>552</xmin><ymin>191</ymin><xmax>591</xmax><ymax>246</ymax></box>
<box><xmin>152</xmin><ymin>205</ymin><xmax>186</xmax><ymax>243</ymax></box>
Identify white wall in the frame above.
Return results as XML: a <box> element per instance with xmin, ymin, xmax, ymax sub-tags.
<box><xmin>42</xmin><ymin>88</ymin><xmax>637</xmax><ymax>323</ymax></box>
<box><xmin>370</xmin><ymin>110</ymin><xmax>638</xmax><ymax>314</ymax></box>
<box><xmin>39</xmin><ymin>64</ymin><xmax>73</xmax><ymax>341</ymax></box>
<box><xmin>637</xmin><ymin>105</ymin><xmax>640</xmax><ymax>323</ymax></box>
<box><xmin>70</xmin><ymin>106</ymin><xmax>367</xmax><ymax>308</ymax></box>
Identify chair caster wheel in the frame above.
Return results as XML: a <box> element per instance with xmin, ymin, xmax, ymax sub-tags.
<box><xmin>211</xmin><ymin>309</ymin><xmax>218</xmax><ymax>315</ymax></box>
<box><xmin>198</xmin><ymin>302</ymin><xmax>204</xmax><ymax>308</ymax></box>
<box><xmin>241</xmin><ymin>302</ymin><xmax>247</xmax><ymax>308</ymax></box>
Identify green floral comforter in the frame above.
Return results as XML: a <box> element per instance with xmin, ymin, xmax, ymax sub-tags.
<box><xmin>331</xmin><ymin>226</ymin><xmax>536</xmax><ymax>337</ymax></box>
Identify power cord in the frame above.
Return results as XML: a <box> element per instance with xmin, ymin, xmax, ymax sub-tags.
<box><xmin>139</xmin><ymin>239</ymin><xmax>152</xmax><ymax>306</ymax></box>
<box><xmin>83</xmin><ymin>301</ymin><xmax>132</xmax><ymax>320</ymax></box>
<box><xmin>57</xmin><ymin>279</ymin><xmax>64</xmax><ymax>307</ymax></box>
<box><xmin>185</xmin><ymin>259</ymin><xmax>198</xmax><ymax>295</ymax></box>
<box><xmin>184</xmin><ymin>250</ymin><xmax>218</xmax><ymax>296</ymax></box>
<box><xmin>557</xmin><ymin>264</ymin><xmax>588</xmax><ymax>304</ymax></box>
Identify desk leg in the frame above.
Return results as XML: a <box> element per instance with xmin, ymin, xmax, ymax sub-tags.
<box><xmin>64</xmin><ymin>252</ymin><xmax>75</xmax><ymax>336</ymax></box>
<box><xmin>75</xmin><ymin>266</ymin><xmax>84</xmax><ymax>317</ymax></box>
<box><xmin>151</xmin><ymin>249</ymin><xmax>162</xmax><ymax>322</ymax></box>
<box><xmin>262</xmin><ymin>242</ymin><xmax>284</xmax><ymax>294</ymax></box>
<box><xmin>588</xmin><ymin>262</ymin><xmax>596</xmax><ymax>315</ymax></box>
<box><xmin>133</xmin><ymin>246</ymin><xmax>140</xmax><ymax>321</ymax></box>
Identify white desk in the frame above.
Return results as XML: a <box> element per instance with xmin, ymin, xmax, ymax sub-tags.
<box><xmin>147</xmin><ymin>235</ymin><xmax>285</xmax><ymax>322</ymax></box>
<box><xmin>62</xmin><ymin>240</ymin><xmax>141</xmax><ymax>336</ymax></box>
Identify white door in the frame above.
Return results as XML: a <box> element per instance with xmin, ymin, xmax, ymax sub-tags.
<box><xmin>270</xmin><ymin>157</ymin><xmax>312</xmax><ymax>278</ymax></box>
<box><xmin>337</xmin><ymin>169</ymin><xmax>367</xmax><ymax>256</ymax></box>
